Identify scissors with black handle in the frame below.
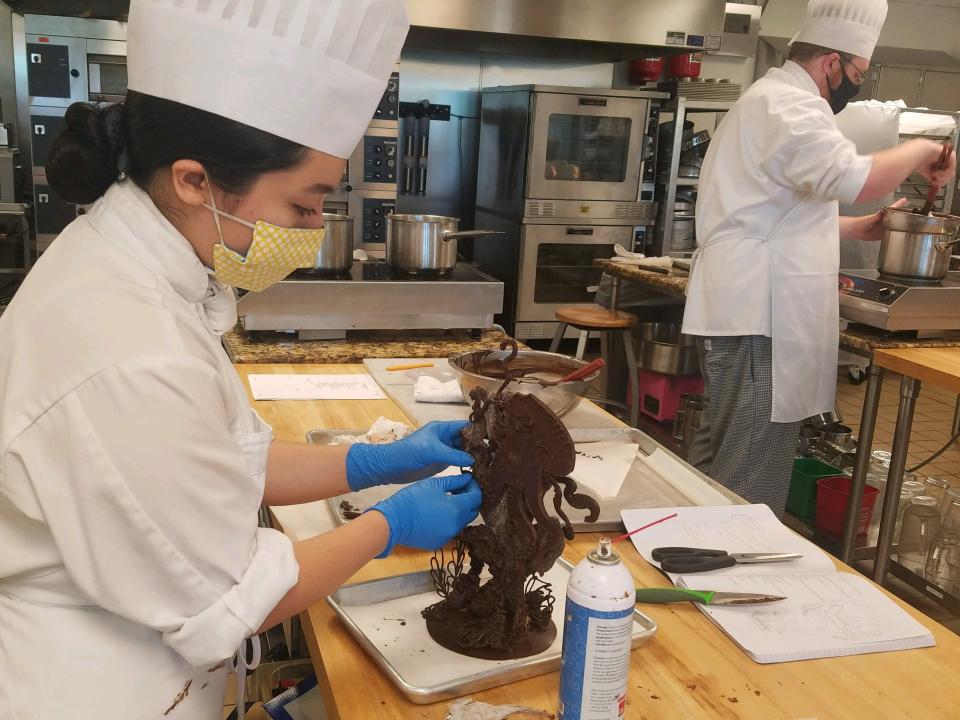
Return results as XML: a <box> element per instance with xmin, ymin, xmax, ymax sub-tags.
<box><xmin>651</xmin><ymin>546</ymin><xmax>802</xmax><ymax>573</ymax></box>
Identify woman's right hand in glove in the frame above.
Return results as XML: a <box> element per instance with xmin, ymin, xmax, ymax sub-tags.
<box><xmin>368</xmin><ymin>473</ymin><xmax>482</xmax><ymax>557</ymax></box>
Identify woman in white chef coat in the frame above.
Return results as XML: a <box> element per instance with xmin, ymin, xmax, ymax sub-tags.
<box><xmin>0</xmin><ymin>2</ymin><xmax>482</xmax><ymax>718</ymax></box>
<box><xmin>682</xmin><ymin>0</ymin><xmax>956</xmax><ymax>514</ymax></box>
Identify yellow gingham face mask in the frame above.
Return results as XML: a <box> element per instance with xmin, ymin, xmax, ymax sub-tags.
<box><xmin>204</xmin><ymin>184</ymin><xmax>325</xmax><ymax>293</ymax></box>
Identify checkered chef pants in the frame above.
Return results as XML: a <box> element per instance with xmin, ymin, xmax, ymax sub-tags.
<box><xmin>686</xmin><ymin>335</ymin><xmax>802</xmax><ymax>517</ymax></box>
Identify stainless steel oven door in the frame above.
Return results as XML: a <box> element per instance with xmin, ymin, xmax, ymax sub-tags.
<box><xmin>87</xmin><ymin>54</ymin><xmax>127</xmax><ymax>103</ymax></box>
<box><xmin>516</xmin><ymin>223</ymin><xmax>634</xmax><ymax>326</ymax></box>
<box><xmin>527</xmin><ymin>92</ymin><xmax>646</xmax><ymax>202</ymax></box>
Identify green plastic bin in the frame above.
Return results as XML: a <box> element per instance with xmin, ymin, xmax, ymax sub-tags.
<box><xmin>787</xmin><ymin>458</ymin><xmax>843</xmax><ymax>520</ymax></box>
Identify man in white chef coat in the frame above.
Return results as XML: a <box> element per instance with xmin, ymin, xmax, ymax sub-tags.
<box><xmin>682</xmin><ymin>0</ymin><xmax>956</xmax><ymax>514</ymax></box>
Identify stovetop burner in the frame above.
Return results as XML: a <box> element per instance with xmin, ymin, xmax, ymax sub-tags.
<box><xmin>285</xmin><ymin>261</ymin><xmax>488</xmax><ymax>283</ymax></box>
<box><xmin>876</xmin><ymin>272</ymin><xmax>945</xmax><ymax>287</ymax></box>
<box><xmin>844</xmin><ymin>269</ymin><xmax>960</xmax><ymax>289</ymax></box>
<box><xmin>291</xmin><ymin>268</ymin><xmax>353</xmax><ymax>281</ymax></box>
<box><xmin>838</xmin><ymin>269</ymin><xmax>960</xmax><ymax>332</ymax></box>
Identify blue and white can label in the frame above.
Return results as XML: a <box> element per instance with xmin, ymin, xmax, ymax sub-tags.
<box><xmin>557</xmin><ymin>596</ymin><xmax>633</xmax><ymax>719</ymax></box>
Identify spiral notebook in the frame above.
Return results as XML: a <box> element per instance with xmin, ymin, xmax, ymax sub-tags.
<box><xmin>622</xmin><ymin>505</ymin><xmax>935</xmax><ymax>663</ymax></box>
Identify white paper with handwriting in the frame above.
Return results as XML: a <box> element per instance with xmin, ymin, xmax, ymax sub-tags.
<box><xmin>569</xmin><ymin>440</ymin><xmax>638</xmax><ymax>499</ymax></box>
<box><xmin>621</xmin><ymin>505</ymin><xmax>935</xmax><ymax>662</ymax></box>
<box><xmin>249</xmin><ymin>374</ymin><xmax>386</xmax><ymax>400</ymax></box>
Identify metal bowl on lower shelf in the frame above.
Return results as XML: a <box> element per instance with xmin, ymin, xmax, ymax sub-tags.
<box><xmin>448</xmin><ymin>349</ymin><xmax>600</xmax><ymax>417</ymax></box>
<box><xmin>803</xmin><ymin>410</ymin><xmax>844</xmax><ymax>428</ymax></box>
<box><xmin>633</xmin><ymin>322</ymin><xmax>700</xmax><ymax>377</ymax></box>
<box><xmin>634</xmin><ymin>322</ymin><xmax>697</xmax><ymax>346</ymax></box>
<box><xmin>637</xmin><ymin>340</ymin><xmax>700</xmax><ymax>376</ymax></box>
<box><xmin>820</xmin><ymin>422</ymin><xmax>852</xmax><ymax>445</ymax></box>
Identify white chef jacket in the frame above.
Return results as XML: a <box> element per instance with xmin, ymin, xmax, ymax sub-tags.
<box><xmin>0</xmin><ymin>180</ymin><xmax>299</xmax><ymax>719</ymax></box>
<box><xmin>682</xmin><ymin>60</ymin><xmax>873</xmax><ymax>422</ymax></box>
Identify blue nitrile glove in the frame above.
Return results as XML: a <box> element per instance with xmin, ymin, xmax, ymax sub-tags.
<box><xmin>368</xmin><ymin>473</ymin><xmax>482</xmax><ymax>558</ymax></box>
<box><xmin>345</xmin><ymin>420</ymin><xmax>474</xmax><ymax>491</ymax></box>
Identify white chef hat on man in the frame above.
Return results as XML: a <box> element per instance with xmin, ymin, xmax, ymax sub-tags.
<box><xmin>790</xmin><ymin>0</ymin><xmax>888</xmax><ymax>60</ymax></box>
<box><xmin>126</xmin><ymin>0</ymin><xmax>408</xmax><ymax>159</ymax></box>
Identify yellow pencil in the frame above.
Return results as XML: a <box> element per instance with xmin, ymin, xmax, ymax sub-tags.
<box><xmin>386</xmin><ymin>362</ymin><xmax>434</xmax><ymax>372</ymax></box>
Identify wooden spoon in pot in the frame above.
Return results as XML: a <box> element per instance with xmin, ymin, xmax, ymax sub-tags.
<box><xmin>917</xmin><ymin>142</ymin><xmax>954</xmax><ymax>216</ymax></box>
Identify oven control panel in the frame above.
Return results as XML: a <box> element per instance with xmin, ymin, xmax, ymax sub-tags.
<box><xmin>838</xmin><ymin>274</ymin><xmax>903</xmax><ymax>306</ymax></box>
<box><xmin>362</xmin><ymin>136</ymin><xmax>398</xmax><ymax>183</ymax></box>
<box><xmin>373</xmin><ymin>72</ymin><xmax>399</xmax><ymax>122</ymax></box>
<box><xmin>361</xmin><ymin>197</ymin><xmax>396</xmax><ymax>245</ymax></box>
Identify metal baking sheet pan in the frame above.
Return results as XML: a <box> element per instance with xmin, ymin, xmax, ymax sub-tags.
<box><xmin>564</xmin><ymin>427</ymin><xmax>739</xmax><ymax>532</ymax></box>
<box><xmin>326</xmin><ymin>557</ymin><xmax>657</xmax><ymax>704</ymax></box>
<box><xmin>309</xmin><ymin>426</ymin><xmax>738</xmax><ymax>531</ymax></box>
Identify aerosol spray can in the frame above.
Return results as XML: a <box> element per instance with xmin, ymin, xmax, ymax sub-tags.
<box><xmin>558</xmin><ymin>537</ymin><xmax>635</xmax><ymax>720</ymax></box>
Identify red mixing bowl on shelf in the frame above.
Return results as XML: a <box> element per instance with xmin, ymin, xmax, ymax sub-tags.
<box><xmin>667</xmin><ymin>53</ymin><xmax>702</xmax><ymax>80</ymax></box>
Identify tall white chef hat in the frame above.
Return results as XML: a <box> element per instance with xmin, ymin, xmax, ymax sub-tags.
<box><xmin>790</xmin><ymin>0</ymin><xmax>888</xmax><ymax>60</ymax></box>
<box><xmin>126</xmin><ymin>0</ymin><xmax>408</xmax><ymax>159</ymax></box>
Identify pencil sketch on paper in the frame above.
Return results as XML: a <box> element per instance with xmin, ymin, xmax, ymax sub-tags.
<box><xmin>749</xmin><ymin>602</ymin><xmax>886</xmax><ymax>641</ymax></box>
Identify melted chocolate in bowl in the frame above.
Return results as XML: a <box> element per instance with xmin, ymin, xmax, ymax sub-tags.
<box><xmin>458</xmin><ymin>350</ymin><xmax>584</xmax><ymax>383</ymax></box>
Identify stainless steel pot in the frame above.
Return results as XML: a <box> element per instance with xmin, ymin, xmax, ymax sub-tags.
<box><xmin>635</xmin><ymin>322</ymin><xmax>698</xmax><ymax>346</ymax></box>
<box><xmin>672</xmin><ymin>393</ymin><xmax>707</xmax><ymax>459</ymax></box>
<box><xmin>385</xmin><ymin>214</ymin><xmax>500</xmax><ymax>274</ymax></box>
<box><xmin>878</xmin><ymin>206</ymin><xmax>960</xmax><ymax>281</ymax></box>
<box><xmin>672</xmin><ymin>213</ymin><xmax>695</xmax><ymax>251</ymax></box>
<box><xmin>638</xmin><ymin>340</ymin><xmax>700</xmax><ymax>376</ymax></box>
<box><xmin>314</xmin><ymin>213</ymin><xmax>354</xmax><ymax>273</ymax></box>
<box><xmin>673</xmin><ymin>393</ymin><xmax>706</xmax><ymax>447</ymax></box>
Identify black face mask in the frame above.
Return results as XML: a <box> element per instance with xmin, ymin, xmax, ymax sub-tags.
<box><xmin>828</xmin><ymin>68</ymin><xmax>861</xmax><ymax>115</ymax></box>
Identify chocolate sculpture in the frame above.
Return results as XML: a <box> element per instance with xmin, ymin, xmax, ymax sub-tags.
<box><xmin>422</xmin><ymin>347</ymin><xmax>600</xmax><ymax>660</ymax></box>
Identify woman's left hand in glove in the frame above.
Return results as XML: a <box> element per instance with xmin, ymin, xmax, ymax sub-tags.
<box><xmin>345</xmin><ymin>420</ymin><xmax>475</xmax><ymax>491</ymax></box>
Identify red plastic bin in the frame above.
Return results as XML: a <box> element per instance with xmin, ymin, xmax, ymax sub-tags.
<box><xmin>815</xmin><ymin>476</ymin><xmax>879</xmax><ymax>537</ymax></box>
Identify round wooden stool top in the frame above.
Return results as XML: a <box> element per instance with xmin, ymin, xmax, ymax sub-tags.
<box><xmin>555</xmin><ymin>304</ymin><xmax>637</xmax><ymax>329</ymax></box>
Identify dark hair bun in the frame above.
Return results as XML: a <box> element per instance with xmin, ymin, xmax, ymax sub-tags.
<box><xmin>45</xmin><ymin>102</ymin><xmax>126</xmax><ymax>205</ymax></box>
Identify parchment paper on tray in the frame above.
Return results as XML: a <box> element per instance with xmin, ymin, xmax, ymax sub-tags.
<box><xmin>570</xmin><ymin>440</ymin><xmax>638</xmax><ymax>498</ymax></box>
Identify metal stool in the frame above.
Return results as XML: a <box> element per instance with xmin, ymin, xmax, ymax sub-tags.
<box><xmin>549</xmin><ymin>303</ymin><xmax>640</xmax><ymax>426</ymax></box>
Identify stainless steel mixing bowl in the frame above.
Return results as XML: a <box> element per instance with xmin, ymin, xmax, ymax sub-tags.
<box><xmin>448</xmin><ymin>348</ymin><xmax>600</xmax><ymax>417</ymax></box>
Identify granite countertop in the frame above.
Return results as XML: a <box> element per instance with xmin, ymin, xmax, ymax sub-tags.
<box><xmin>840</xmin><ymin>325</ymin><xmax>960</xmax><ymax>354</ymax></box>
<box><xmin>595</xmin><ymin>259</ymin><xmax>689</xmax><ymax>297</ymax></box>
<box><xmin>596</xmin><ymin>260</ymin><xmax>960</xmax><ymax>355</ymax></box>
<box><xmin>223</xmin><ymin>326</ymin><xmax>513</xmax><ymax>364</ymax></box>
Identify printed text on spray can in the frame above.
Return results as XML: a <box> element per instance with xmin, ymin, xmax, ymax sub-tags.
<box><xmin>558</xmin><ymin>597</ymin><xmax>633</xmax><ymax>719</ymax></box>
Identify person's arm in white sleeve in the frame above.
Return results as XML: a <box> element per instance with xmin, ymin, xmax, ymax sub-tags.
<box><xmin>762</xmin><ymin>95</ymin><xmax>874</xmax><ymax>204</ymax></box>
<box><xmin>857</xmin><ymin>139</ymin><xmax>956</xmax><ymax>202</ymax></box>
<box><xmin>5</xmin><ymin>356</ymin><xmax>306</xmax><ymax>666</ymax></box>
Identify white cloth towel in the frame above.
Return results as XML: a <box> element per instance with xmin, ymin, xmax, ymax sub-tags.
<box><xmin>446</xmin><ymin>698</ymin><xmax>553</xmax><ymax>720</ymax></box>
<box><xmin>414</xmin><ymin>375</ymin><xmax>466</xmax><ymax>404</ymax></box>
<box><xmin>608</xmin><ymin>244</ymin><xmax>675</xmax><ymax>269</ymax></box>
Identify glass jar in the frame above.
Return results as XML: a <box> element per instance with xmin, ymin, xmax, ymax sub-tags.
<box><xmin>923</xmin><ymin>476</ymin><xmax>951</xmax><ymax>507</ymax></box>
<box><xmin>869</xmin><ymin>450</ymin><xmax>890</xmax><ymax>475</ymax></box>
<box><xmin>924</xmin><ymin>530</ymin><xmax>960</xmax><ymax>589</ymax></box>
<box><xmin>901</xmin><ymin>479</ymin><xmax>925</xmax><ymax>498</ymax></box>
<box><xmin>941</xmin><ymin>488</ymin><xmax>960</xmax><ymax>532</ymax></box>
<box><xmin>895</xmin><ymin>489</ymin><xmax>913</xmax><ymax>543</ymax></box>
<box><xmin>897</xmin><ymin>496</ymin><xmax>942</xmax><ymax>573</ymax></box>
